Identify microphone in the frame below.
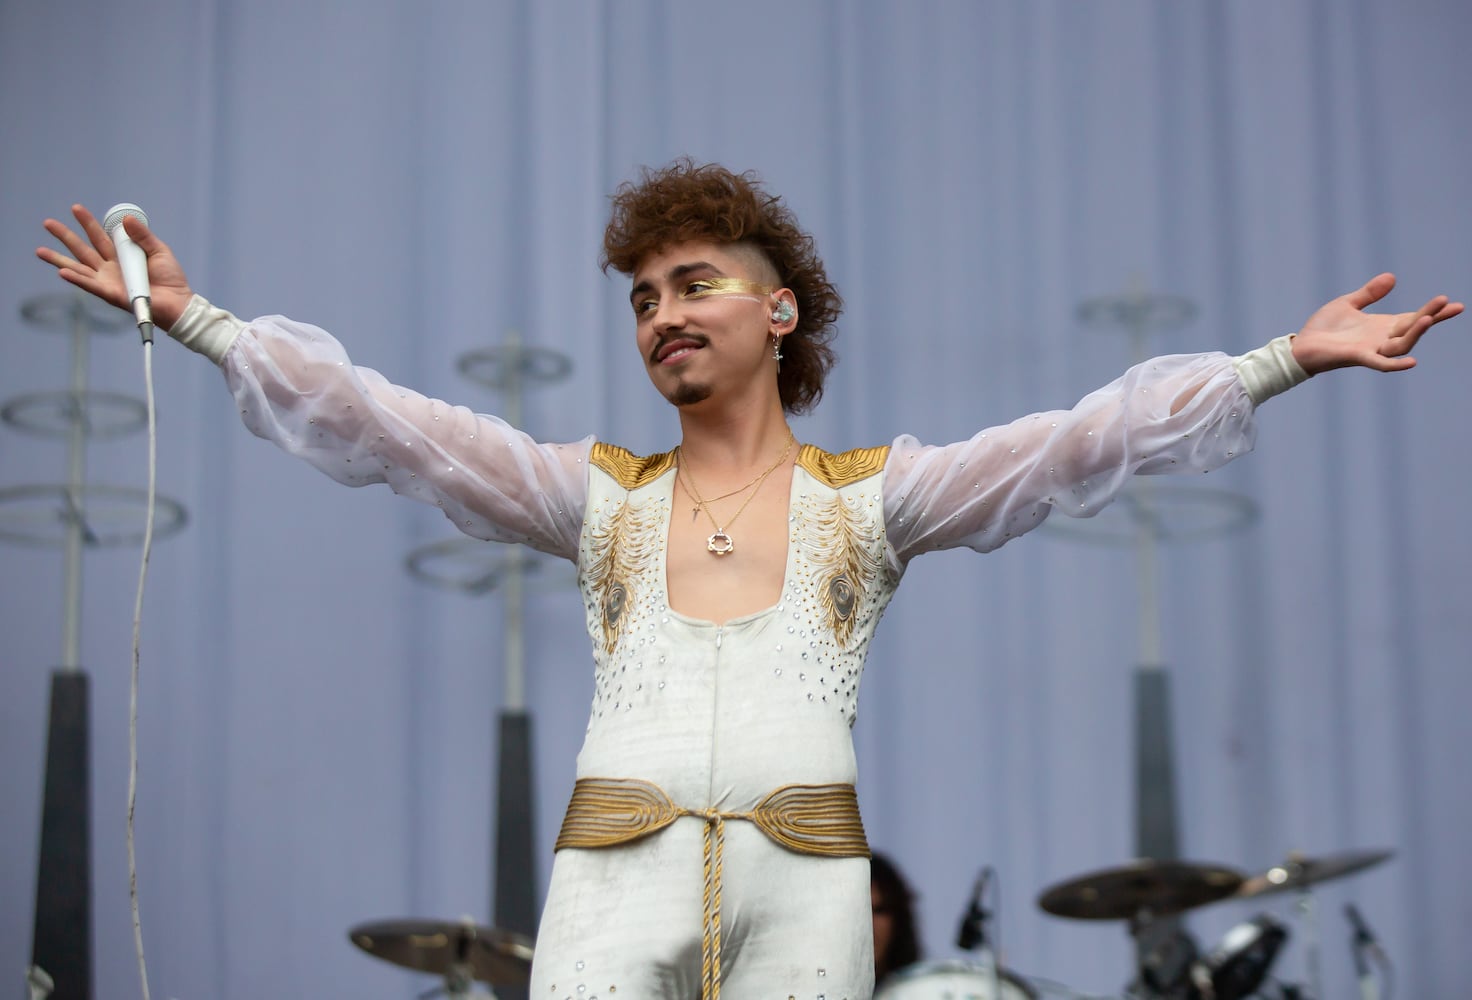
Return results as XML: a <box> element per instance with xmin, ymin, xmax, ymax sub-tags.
<box><xmin>956</xmin><ymin>867</ymin><xmax>993</xmax><ymax>951</ymax></box>
<box><xmin>1344</xmin><ymin>903</ymin><xmax>1387</xmax><ymax>966</ymax></box>
<box><xmin>102</xmin><ymin>203</ymin><xmax>153</xmax><ymax>343</ymax></box>
<box><xmin>1346</xmin><ymin>902</ymin><xmax>1388</xmax><ymax>1000</ymax></box>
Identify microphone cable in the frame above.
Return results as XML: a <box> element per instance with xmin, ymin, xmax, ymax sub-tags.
<box><xmin>128</xmin><ymin>337</ymin><xmax>158</xmax><ymax>1000</ymax></box>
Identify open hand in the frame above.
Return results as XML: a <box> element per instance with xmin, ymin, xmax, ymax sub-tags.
<box><xmin>1291</xmin><ymin>273</ymin><xmax>1463</xmax><ymax>376</ymax></box>
<box><xmin>36</xmin><ymin>204</ymin><xmax>194</xmax><ymax>331</ymax></box>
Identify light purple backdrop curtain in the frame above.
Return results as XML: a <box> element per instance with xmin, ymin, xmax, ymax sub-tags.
<box><xmin>2</xmin><ymin>2</ymin><xmax>1469</xmax><ymax>998</ymax></box>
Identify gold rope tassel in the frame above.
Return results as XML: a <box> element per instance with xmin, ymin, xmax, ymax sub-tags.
<box><xmin>556</xmin><ymin>778</ymin><xmax>868</xmax><ymax>1000</ymax></box>
<box><xmin>698</xmin><ymin>812</ymin><xmax>726</xmax><ymax>1000</ymax></box>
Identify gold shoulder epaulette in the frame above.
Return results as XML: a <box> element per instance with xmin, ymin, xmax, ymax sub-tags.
<box><xmin>796</xmin><ymin>444</ymin><xmax>889</xmax><ymax>488</ymax></box>
<box><xmin>589</xmin><ymin>442</ymin><xmax>677</xmax><ymax>490</ymax></box>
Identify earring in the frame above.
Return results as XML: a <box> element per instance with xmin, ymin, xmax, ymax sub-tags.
<box><xmin>772</xmin><ymin>335</ymin><xmax>784</xmax><ymax>371</ymax></box>
<box><xmin>772</xmin><ymin>301</ymin><xmax>795</xmax><ymax>324</ymax></box>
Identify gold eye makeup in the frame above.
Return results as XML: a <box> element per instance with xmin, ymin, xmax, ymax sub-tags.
<box><xmin>632</xmin><ymin>276</ymin><xmax>778</xmax><ymax>317</ymax></box>
<box><xmin>680</xmin><ymin>277</ymin><xmax>776</xmax><ymax>301</ymax></box>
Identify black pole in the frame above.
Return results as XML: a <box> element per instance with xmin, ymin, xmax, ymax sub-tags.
<box><xmin>31</xmin><ymin>669</ymin><xmax>93</xmax><ymax>1000</ymax></box>
<box><xmin>1134</xmin><ymin>667</ymin><xmax>1180</xmax><ymax>861</ymax></box>
<box><xmin>1132</xmin><ymin>666</ymin><xmax>1195</xmax><ymax>998</ymax></box>
<box><xmin>494</xmin><ymin>708</ymin><xmax>537</xmax><ymax>1000</ymax></box>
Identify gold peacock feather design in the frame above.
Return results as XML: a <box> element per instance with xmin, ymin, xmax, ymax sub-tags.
<box><xmin>584</xmin><ymin>496</ymin><xmax>665</xmax><ymax>656</ymax></box>
<box><xmin>801</xmin><ymin>493</ymin><xmax>885</xmax><ymax>649</ymax></box>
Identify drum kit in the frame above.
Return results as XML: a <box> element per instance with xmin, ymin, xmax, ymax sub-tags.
<box><xmin>877</xmin><ymin>848</ymin><xmax>1393</xmax><ymax>1000</ymax></box>
<box><xmin>344</xmin><ymin>849</ymin><xmax>1391</xmax><ymax>1000</ymax></box>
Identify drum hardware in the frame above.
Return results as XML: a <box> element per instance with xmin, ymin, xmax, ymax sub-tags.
<box><xmin>1192</xmin><ymin>914</ymin><xmax>1289</xmax><ymax>1000</ymax></box>
<box><xmin>1344</xmin><ymin>904</ymin><xmax>1390</xmax><ymax>1000</ymax></box>
<box><xmin>1037</xmin><ymin>860</ymin><xmax>1245</xmax><ymax>922</ymax></box>
<box><xmin>1036</xmin><ymin>861</ymin><xmax>1249</xmax><ymax>1000</ymax></box>
<box><xmin>1232</xmin><ymin>849</ymin><xmax>1393</xmax><ymax>1000</ymax></box>
<box><xmin>1233</xmin><ymin>849</ymin><xmax>1392</xmax><ymax>901</ymax></box>
<box><xmin>1036</xmin><ymin>849</ymin><xmax>1394</xmax><ymax>1000</ymax></box>
<box><xmin>872</xmin><ymin>958</ymin><xmax>1039</xmax><ymax>1000</ymax></box>
<box><xmin>955</xmin><ymin>866</ymin><xmax>1017</xmax><ymax>1000</ymax></box>
<box><xmin>348</xmin><ymin>917</ymin><xmax>534</xmax><ymax>999</ymax></box>
<box><xmin>956</xmin><ymin>866</ymin><xmax>996</xmax><ymax>951</ymax></box>
<box><xmin>1132</xmin><ymin>916</ymin><xmax>1201</xmax><ymax>999</ymax></box>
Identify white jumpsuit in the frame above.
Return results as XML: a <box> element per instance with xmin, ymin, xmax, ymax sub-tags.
<box><xmin>169</xmin><ymin>295</ymin><xmax>1296</xmax><ymax>1000</ymax></box>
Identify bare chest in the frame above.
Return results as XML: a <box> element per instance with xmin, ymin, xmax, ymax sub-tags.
<box><xmin>665</xmin><ymin>469</ymin><xmax>793</xmax><ymax>624</ymax></box>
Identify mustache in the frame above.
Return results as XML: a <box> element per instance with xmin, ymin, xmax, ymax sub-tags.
<box><xmin>650</xmin><ymin>331</ymin><xmax>710</xmax><ymax>364</ymax></box>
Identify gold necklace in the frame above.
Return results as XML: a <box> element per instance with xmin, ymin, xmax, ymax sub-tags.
<box><xmin>679</xmin><ymin>468</ymin><xmax>772</xmax><ymax>514</ymax></box>
<box><xmin>675</xmin><ymin>433</ymin><xmax>795</xmax><ymax>520</ymax></box>
<box><xmin>677</xmin><ymin>433</ymin><xmax>796</xmax><ymax>556</ymax></box>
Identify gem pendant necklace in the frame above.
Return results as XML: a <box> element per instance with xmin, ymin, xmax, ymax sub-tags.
<box><xmin>677</xmin><ymin>433</ymin><xmax>796</xmax><ymax>556</ymax></box>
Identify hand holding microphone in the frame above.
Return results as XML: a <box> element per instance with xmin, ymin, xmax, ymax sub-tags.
<box><xmin>36</xmin><ymin>203</ymin><xmax>195</xmax><ymax>337</ymax></box>
<box><xmin>103</xmin><ymin>203</ymin><xmax>155</xmax><ymax>341</ymax></box>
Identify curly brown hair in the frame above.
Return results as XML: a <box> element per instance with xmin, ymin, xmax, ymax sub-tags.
<box><xmin>601</xmin><ymin>158</ymin><xmax>842</xmax><ymax>415</ymax></box>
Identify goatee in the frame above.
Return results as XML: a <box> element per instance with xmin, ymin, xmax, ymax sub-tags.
<box><xmin>665</xmin><ymin>381</ymin><xmax>713</xmax><ymax>407</ymax></box>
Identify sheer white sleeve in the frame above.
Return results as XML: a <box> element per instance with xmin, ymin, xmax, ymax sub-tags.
<box><xmin>884</xmin><ymin>351</ymin><xmax>1259</xmax><ymax>561</ymax></box>
<box><xmin>188</xmin><ymin>300</ymin><xmax>590</xmax><ymax>560</ymax></box>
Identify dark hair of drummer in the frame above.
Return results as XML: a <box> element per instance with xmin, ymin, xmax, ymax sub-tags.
<box><xmin>871</xmin><ymin>852</ymin><xmax>923</xmax><ymax>986</ymax></box>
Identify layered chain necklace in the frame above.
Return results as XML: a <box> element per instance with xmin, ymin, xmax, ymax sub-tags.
<box><xmin>676</xmin><ymin>433</ymin><xmax>796</xmax><ymax>556</ymax></box>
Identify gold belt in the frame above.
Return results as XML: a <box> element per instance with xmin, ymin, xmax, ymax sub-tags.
<box><xmin>555</xmin><ymin>777</ymin><xmax>869</xmax><ymax>1000</ymax></box>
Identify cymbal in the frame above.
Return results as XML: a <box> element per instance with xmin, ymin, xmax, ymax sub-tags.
<box><xmin>1236</xmin><ymin>848</ymin><xmax>1393</xmax><ymax>899</ymax></box>
<box><xmin>348</xmin><ymin>918</ymin><xmax>534</xmax><ymax>986</ymax></box>
<box><xmin>1038</xmin><ymin>859</ymin><xmax>1246</xmax><ymax>921</ymax></box>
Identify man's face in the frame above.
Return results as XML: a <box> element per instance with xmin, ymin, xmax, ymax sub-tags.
<box><xmin>629</xmin><ymin>240</ymin><xmax>790</xmax><ymax>408</ymax></box>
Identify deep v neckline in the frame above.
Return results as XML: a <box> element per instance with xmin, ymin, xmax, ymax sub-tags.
<box><xmin>659</xmin><ymin>464</ymin><xmax>801</xmax><ymax>628</ymax></box>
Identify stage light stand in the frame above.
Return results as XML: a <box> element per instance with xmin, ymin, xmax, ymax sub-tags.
<box><xmin>4</xmin><ymin>293</ymin><xmax>187</xmax><ymax>1000</ymax></box>
<box><xmin>403</xmin><ymin>331</ymin><xmax>573</xmax><ymax>1000</ymax></box>
<box><xmin>1046</xmin><ymin>288</ymin><xmax>1258</xmax><ymax>995</ymax></box>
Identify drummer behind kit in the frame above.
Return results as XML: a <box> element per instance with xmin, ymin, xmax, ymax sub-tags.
<box><xmin>342</xmin><ymin>849</ymin><xmax>1391</xmax><ymax>1000</ymax></box>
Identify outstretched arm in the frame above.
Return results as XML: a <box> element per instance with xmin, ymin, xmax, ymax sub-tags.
<box><xmin>37</xmin><ymin>202</ymin><xmax>590</xmax><ymax>558</ymax></box>
<box><xmin>886</xmin><ymin>275</ymin><xmax>1463</xmax><ymax>560</ymax></box>
<box><xmin>36</xmin><ymin>204</ymin><xmax>195</xmax><ymax>331</ymax></box>
<box><xmin>1290</xmin><ymin>273</ymin><xmax>1462</xmax><ymax>376</ymax></box>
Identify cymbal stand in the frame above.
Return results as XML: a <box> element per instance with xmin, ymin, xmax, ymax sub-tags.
<box><xmin>1291</xmin><ymin>885</ymin><xmax>1323</xmax><ymax>1000</ymax></box>
<box><xmin>1345</xmin><ymin>904</ymin><xmax>1388</xmax><ymax>1000</ymax></box>
<box><xmin>414</xmin><ymin>919</ymin><xmax>499</xmax><ymax>1000</ymax></box>
<box><xmin>1126</xmin><ymin>907</ymin><xmax>1199</xmax><ymax>1000</ymax></box>
<box><xmin>414</xmin><ymin>962</ymin><xmax>495</xmax><ymax>1000</ymax></box>
<box><xmin>1054</xmin><ymin>288</ymin><xmax>1258</xmax><ymax>992</ymax></box>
